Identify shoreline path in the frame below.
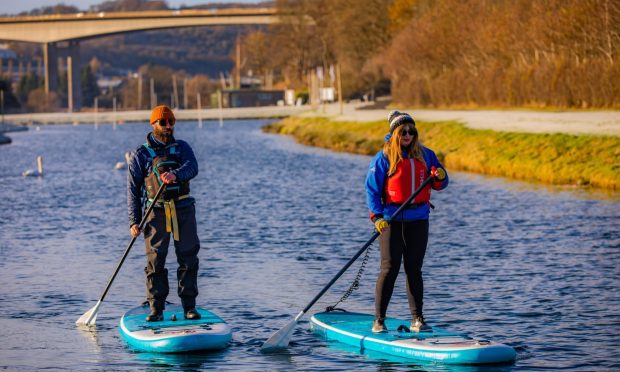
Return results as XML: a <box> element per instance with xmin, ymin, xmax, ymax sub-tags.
<box><xmin>3</xmin><ymin>101</ymin><xmax>619</xmax><ymax>137</ymax></box>
<box><xmin>301</xmin><ymin>102</ymin><xmax>620</xmax><ymax>137</ymax></box>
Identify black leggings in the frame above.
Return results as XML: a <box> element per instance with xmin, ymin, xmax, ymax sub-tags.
<box><xmin>375</xmin><ymin>219</ymin><xmax>429</xmax><ymax>319</ymax></box>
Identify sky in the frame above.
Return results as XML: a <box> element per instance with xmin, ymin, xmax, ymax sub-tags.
<box><xmin>0</xmin><ymin>0</ymin><xmax>260</xmax><ymax>15</ymax></box>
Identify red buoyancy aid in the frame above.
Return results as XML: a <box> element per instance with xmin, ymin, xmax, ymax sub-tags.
<box><xmin>385</xmin><ymin>158</ymin><xmax>431</xmax><ymax>205</ymax></box>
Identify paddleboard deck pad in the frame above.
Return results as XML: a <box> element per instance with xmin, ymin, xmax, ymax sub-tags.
<box><xmin>120</xmin><ymin>304</ymin><xmax>232</xmax><ymax>353</ymax></box>
<box><xmin>310</xmin><ymin>311</ymin><xmax>516</xmax><ymax>364</ymax></box>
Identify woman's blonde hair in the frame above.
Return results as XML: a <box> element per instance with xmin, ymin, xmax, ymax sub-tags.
<box><xmin>383</xmin><ymin>125</ymin><xmax>425</xmax><ymax>176</ymax></box>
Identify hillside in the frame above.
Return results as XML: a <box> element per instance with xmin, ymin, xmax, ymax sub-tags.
<box><xmin>9</xmin><ymin>0</ymin><xmax>273</xmax><ymax>78</ymax></box>
<box><xmin>81</xmin><ymin>25</ymin><xmax>265</xmax><ymax>77</ymax></box>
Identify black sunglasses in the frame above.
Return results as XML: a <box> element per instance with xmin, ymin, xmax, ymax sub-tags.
<box><xmin>157</xmin><ymin>119</ymin><xmax>175</xmax><ymax>127</ymax></box>
<box><xmin>401</xmin><ymin>128</ymin><xmax>416</xmax><ymax>136</ymax></box>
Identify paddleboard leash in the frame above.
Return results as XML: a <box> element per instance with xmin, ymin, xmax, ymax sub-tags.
<box><xmin>326</xmin><ymin>244</ymin><xmax>373</xmax><ymax>312</ymax></box>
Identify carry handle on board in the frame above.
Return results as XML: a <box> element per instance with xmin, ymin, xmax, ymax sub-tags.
<box><xmin>76</xmin><ymin>183</ymin><xmax>166</xmax><ymax>327</ymax></box>
<box><xmin>261</xmin><ymin>173</ymin><xmax>436</xmax><ymax>351</ymax></box>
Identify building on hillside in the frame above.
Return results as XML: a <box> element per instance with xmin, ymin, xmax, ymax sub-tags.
<box><xmin>218</xmin><ymin>89</ymin><xmax>285</xmax><ymax>108</ymax></box>
<box><xmin>96</xmin><ymin>77</ymin><xmax>123</xmax><ymax>94</ymax></box>
<box><xmin>0</xmin><ymin>45</ymin><xmax>41</xmax><ymax>84</ymax></box>
<box><xmin>0</xmin><ymin>47</ymin><xmax>17</xmax><ymax>60</ymax></box>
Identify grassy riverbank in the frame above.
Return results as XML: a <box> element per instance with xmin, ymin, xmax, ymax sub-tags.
<box><xmin>263</xmin><ymin>117</ymin><xmax>620</xmax><ymax>190</ymax></box>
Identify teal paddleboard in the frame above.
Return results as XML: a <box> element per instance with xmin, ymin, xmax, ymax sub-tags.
<box><xmin>119</xmin><ymin>304</ymin><xmax>232</xmax><ymax>353</ymax></box>
<box><xmin>310</xmin><ymin>311</ymin><xmax>516</xmax><ymax>364</ymax></box>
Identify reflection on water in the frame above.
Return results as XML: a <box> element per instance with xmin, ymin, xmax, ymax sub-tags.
<box><xmin>0</xmin><ymin>121</ymin><xmax>618</xmax><ymax>371</ymax></box>
<box><xmin>131</xmin><ymin>350</ymin><xmax>228</xmax><ymax>371</ymax></box>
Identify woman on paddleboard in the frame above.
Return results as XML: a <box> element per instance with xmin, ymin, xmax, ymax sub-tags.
<box><xmin>365</xmin><ymin>110</ymin><xmax>448</xmax><ymax>333</ymax></box>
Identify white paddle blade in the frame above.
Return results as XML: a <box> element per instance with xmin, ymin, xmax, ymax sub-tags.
<box><xmin>76</xmin><ymin>300</ymin><xmax>101</xmax><ymax>326</ymax></box>
<box><xmin>261</xmin><ymin>318</ymin><xmax>298</xmax><ymax>352</ymax></box>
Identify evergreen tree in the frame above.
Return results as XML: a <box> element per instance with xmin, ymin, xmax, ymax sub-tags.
<box><xmin>80</xmin><ymin>65</ymin><xmax>100</xmax><ymax>107</ymax></box>
<box><xmin>58</xmin><ymin>71</ymin><xmax>68</xmax><ymax>106</ymax></box>
<box><xmin>0</xmin><ymin>79</ymin><xmax>21</xmax><ymax>111</ymax></box>
<box><xmin>17</xmin><ymin>73</ymin><xmax>43</xmax><ymax>104</ymax></box>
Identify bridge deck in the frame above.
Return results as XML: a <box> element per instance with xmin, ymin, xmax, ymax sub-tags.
<box><xmin>0</xmin><ymin>8</ymin><xmax>280</xmax><ymax>43</ymax></box>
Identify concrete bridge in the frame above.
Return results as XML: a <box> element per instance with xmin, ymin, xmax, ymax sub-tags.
<box><xmin>0</xmin><ymin>8</ymin><xmax>278</xmax><ymax>111</ymax></box>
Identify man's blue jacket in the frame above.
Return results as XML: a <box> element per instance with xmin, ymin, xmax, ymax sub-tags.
<box><xmin>127</xmin><ymin>133</ymin><xmax>198</xmax><ymax>227</ymax></box>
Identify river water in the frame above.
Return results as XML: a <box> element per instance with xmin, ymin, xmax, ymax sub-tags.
<box><xmin>0</xmin><ymin>120</ymin><xmax>618</xmax><ymax>371</ymax></box>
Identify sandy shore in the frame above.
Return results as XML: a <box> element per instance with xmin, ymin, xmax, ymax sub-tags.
<box><xmin>3</xmin><ymin>102</ymin><xmax>619</xmax><ymax>136</ymax></box>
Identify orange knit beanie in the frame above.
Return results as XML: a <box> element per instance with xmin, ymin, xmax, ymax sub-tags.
<box><xmin>150</xmin><ymin>105</ymin><xmax>175</xmax><ymax>125</ymax></box>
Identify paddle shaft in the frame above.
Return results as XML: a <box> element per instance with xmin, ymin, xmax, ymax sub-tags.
<box><xmin>301</xmin><ymin>176</ymin><xmax>434</xmax><ymax>314</ymax></box>
<box><xmin>97</xmin><ymin>183</ymin><xmax>166</xmax><ymax>302</ymax></box>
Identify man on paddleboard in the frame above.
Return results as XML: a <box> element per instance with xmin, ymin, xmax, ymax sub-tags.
<box><xmin>127</xmin><ymin>105</ymin><xmax>201</xmax><ymax>322</ymax></box>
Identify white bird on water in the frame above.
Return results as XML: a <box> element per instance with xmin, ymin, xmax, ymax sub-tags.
<box><xmin>22</xmin><ymin>156</ymin><xmax>44</xmax><ymax>177</ymax></box>
<box><xmin>114</xmin><ymin>152</ymin><xmax>132</xmax><ymax>170</ymax></box>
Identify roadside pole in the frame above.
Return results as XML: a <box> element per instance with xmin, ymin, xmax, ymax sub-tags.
<box><xmin>94</xmin><ymin>97</ymin><xmax>98</xmax><ymax>130</ymax></box>
<box><xmin>150</xmin><ymin>78</ymin><xmax>155</xmax><ymax>108</ymax></box>
<box><xmin>218</xmin><ymin>90</ymin><xmax>224</xmax><ymax>128</ymax></box>
<box><xmin>172</xmin><ymin>75</ymin><xmax>179</xmax><ymax>109</ymax></box>
<box><xmin>1</xmin><ymin>90</ymin><xmax>4</xmax><ymax>125</ymax></box>
<box><xmin>183</xmin><ymin>78</ymin><xmax>188</xmax><ymax>109</ymax></box>
<box><xmin>113</xmin><ymin>96</ymin><xmax>117</xmax><ymax>130</ymax></box>
<box><xmin>197</xmin><ymin>93</ymin><xmax>203</xmax><ymax>129</ymax></box>
<box><xmin>137</xmin><ymin>74</ymin><xmax>142</xmax><ymax>110</ymax></box>
<box><xmin>337</xmin><ymin>63</ymin><xmax>343</xmax><ymax>115</ymax></box>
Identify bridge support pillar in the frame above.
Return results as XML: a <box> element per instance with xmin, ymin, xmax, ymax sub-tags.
<box><xmin>43</xmin><ymin>42</ymin><xmax>58</xmax><ymax>94</ymax></box>
<box><xmin>65</xmin><ymin>41</ymin><xmax>81</xmax><ymax>112</ymax></box>
<box><xmin>43</xmin><ymin>41</ymin><xmax>82</xmax><ymax>112</ymax></box>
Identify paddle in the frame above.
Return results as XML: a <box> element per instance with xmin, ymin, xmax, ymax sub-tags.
<box><xmin>76</xmin><ymin>183</ymin><xmax>166</xmax><ymax>327</ymax></box>
<box><xmin>261</xmin><ymin>172</ymin><xmax>437</xmax><ymax>351</ymax></box>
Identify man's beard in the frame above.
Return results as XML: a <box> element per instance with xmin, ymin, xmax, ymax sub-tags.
<box><xmin>153</xmin><ymin>126</ymin><xmax>173</xmax><ymax>143</ymax></box>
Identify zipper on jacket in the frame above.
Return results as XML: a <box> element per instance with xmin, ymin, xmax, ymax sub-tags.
<box><xmin>409</xmin><ymin>158</ymin><xmax>415</xmax><ymax>205</ymax></box>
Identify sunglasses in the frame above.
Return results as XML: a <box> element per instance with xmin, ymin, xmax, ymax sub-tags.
<box><xmin>157</xmin><ymin>119</ymin><xmax>175</xmax><ymax>127</ymax></box>
<box><xmin>401</xmin><ymin>128</ymin><xmax>416</xmax><ymax>136</ymax></box>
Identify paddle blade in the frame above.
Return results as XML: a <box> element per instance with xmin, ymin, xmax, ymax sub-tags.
<box><xmin>261</xmin><ymin>317</ymin><xmax>299</xmax><ymax>352</ymax></box>
<box><xmin>76</xmin><ymin>300</ymin><xmax>101</xmax><ymax>327</ymax></box>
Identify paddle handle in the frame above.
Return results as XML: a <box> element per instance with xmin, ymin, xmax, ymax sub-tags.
<box><xmin>301</xmin><ymin>175</ymin><xmax>434</xmax><ymax>314</ymax></box>
<box><xmin>97</xmin><ymin>183</ymin><xmax>166</xmax><ymax>302</ymax></box>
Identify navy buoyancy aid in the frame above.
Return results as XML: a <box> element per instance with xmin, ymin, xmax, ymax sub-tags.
<box><xmin>143</xmin><ymin>142</ymin><xmax>190</xmax><ymax>201</ymax></box>
<box><xmin>385</xmin><ymin>157</ymin><xmax>431</xmax><ymax>205</ymax></box>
